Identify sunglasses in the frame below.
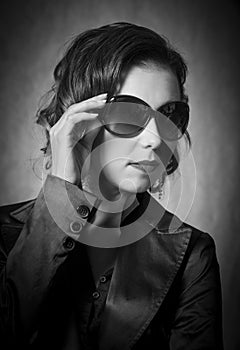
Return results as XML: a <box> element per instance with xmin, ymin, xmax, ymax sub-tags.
<box><xmin>98</xmin><ymin>94</ymin><xmax>189</xmax><ymax>141</ymax></box>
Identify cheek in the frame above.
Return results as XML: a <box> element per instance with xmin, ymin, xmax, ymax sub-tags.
<box><xmin>99</xmin><ymin>132</ymin><xmax>134</xmax><ymax>166</ymax></box>
<box><xmin>99</xmin><ymin>142</ymin><xmax>130</xmax><ymax>182</ymax></box>
<box><xmin>98</xmin><ymin>135</ymin><xmax>133</xmax><ymax>185</ymax></box>
<box><xmin>103</xmin><ymin>161</ymin><xmax>124</xmax><ymax>181</ymax></box>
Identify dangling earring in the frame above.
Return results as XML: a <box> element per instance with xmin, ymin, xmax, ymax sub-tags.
<box><xmin>158</xmin><ymin>178</ymin><xmax>164</xmax><ymax>200</ymax></box>
<box><xmin>149</xmin><ymin>176</ymin><xmax>165</xmax><ymax>200</ymax></box>
<box><xmin>81</xmin><ymin>175</ymin><xmax>90</xmax><ymax>191</ymax></box>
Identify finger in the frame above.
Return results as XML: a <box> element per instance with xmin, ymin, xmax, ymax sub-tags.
<box><xmin>68</xmin><ymin>112</ymin><xmax>102</xmax><ymax>136</ymax></box>
<box><xmin>54</xmin><ymin>101</ymin><xmax>105</xmax><ymax>133</ymax></box>
<box><xmin>50</xmin><ymin>112</ymin><xmax>98</xmax><ymax>137</ymax></box>
<box><xmin>49</xmin><ymin>96</ymin><xmax>107</xmax><ymax>133</ymax></box>
<box><xmin>68</xmin><ymin>113</ymin><xmax>103</xmax><ymax>150</ymax></box>
<box><xmin>90</xmin><ymin>92</ymin><xmax>108</xmax><ymax>100</ymax></box>
<box><xmin>69</xmin><ymin>93</ymin><xmax>108</xmax><ymax>112</ymax></box>
<box><xmin>67</xmin><ymin>98</ymin><xmax>107</xmax><ymax>114</ymax></box>
<box><xmin>66</xmin><ymin>113</ymin><xmax>102</xmax><ymax>152</ymax></box>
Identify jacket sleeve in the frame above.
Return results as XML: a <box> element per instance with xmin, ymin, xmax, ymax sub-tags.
<box><xmin>0</xmin><ymin>174</ymin><xmax>100</xmax><ymax>347</ymax></box>
<box><xmin>169</xmin><ymin>232</ymin><xmax>224</xmax><ymax>350</ymax></box>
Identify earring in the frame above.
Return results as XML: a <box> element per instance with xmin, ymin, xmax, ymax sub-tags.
<box><xmin>149</xmin><ymin>176</ymin><xmax>165</xmax><ymax>200</ymax></box>
<box><xmin>44</xmin><ymin>157</ymin><xmax>52</xmax><ymax>170</ymax></box>
<box><xmin>158</xmin><ymin>178</ymin><xmax>164</xmax><ymax>200</ymax></box>
<box><xmin>81</xmin><ymin>175</ymin><xmax>89</xmax><ymax>191</ymax></box>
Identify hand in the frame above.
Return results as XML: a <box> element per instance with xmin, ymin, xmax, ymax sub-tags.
<box><xmin>46</xmin><ymin>92</ymin><xmax>134</xmax><ymax>231</ymax></box>
<box><xmin>48</xmin><ymin>93</ymin><xmax>107</xmax><ymax>186</ymax></box>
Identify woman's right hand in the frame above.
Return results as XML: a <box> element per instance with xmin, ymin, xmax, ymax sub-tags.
<box><xmin>46</xmin><ymin>92</ymin><xmax>132</xmax><ymax>230</ymax></box>
<box><xmin>48</xmin><ymin>93</ymin><xmax>107</xmax><ymax>186</ymax></box>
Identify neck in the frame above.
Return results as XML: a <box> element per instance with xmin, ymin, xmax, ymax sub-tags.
<box><xmin>84</xmin><ymin>171</ymin><xmax>137</xmax><ymax>216</ymax></box>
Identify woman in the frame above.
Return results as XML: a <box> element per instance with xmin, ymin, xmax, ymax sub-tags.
<box><xmin>0</xmin><ymin>22</ymin><xmax>223</xmax><ymax>349</ymax></box>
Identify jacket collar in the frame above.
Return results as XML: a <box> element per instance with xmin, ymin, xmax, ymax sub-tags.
<box><xmin>8</xmin><ymin>190</ymin><xmax>183</xmax><ymax>232</ymax></box>
<box><xmin>7</xmin><ymin>193</ymin><xmax>192</xmax><ymax>350</ymax></box>
<box><xmin>8</xmin><ymin>196</ymin><xmax>140</xmax><ymax>225</ymax></box>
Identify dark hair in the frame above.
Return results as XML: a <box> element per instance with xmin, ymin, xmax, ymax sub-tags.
<box><xmin>36</xmin><ymin>22</ymin><xmax>191</xmax><ymax>175</ymax></box>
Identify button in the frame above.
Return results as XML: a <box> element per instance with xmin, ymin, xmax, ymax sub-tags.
<box><xmin>62</xmin><ymin>236</ymin><xmax>75</xmax><ymax>251</ymax></box>
<box><xmin>70</xmin><ymin>221</ymin><xmax>82</xmax><ymax>233</ymax></box>
<box><xmin>99</xmin><ymin>276</ymin><xmax>107</xmax><ymax>283</ymax></box>
<box><xmin>76</xmin><ymin>205</ymin><xmax>90</xmax><ymax>219</ymax></box>
<box><xmin>92</xmin><ymin>291</ymin><xmax>100</xmax><ymax>300</ymax></box>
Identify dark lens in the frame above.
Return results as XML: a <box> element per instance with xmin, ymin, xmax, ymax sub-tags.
<box><xmin>157</xmin><ymin>102</ymin><xmax>189</xmax><ymax>140</ymax></box>
<box><xmin>100</xmin><ymin>99</ymin><xmax>149</xmax><ymax>137</ymax></box>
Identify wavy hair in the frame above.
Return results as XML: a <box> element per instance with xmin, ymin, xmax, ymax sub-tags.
<box><xmin>36</xmin><ymin>22</ymin><xmax>191</xmax><ymax>175</ymax></box>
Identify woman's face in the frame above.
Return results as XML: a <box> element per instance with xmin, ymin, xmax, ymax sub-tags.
<box><xmin>90</xmin><ymin>65</ymin><xmax>181</xmax><ymax>200</ymax></box>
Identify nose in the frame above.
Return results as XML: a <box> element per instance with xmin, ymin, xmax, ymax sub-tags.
<box><xmin>139</xmin><ymin>117</ymin><xmax>161</xmax><ymax>149</ymax></box>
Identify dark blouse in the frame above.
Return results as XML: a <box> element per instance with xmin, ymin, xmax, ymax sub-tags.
<box><xmin>32</xmin><ymin>244</ymin><xmax>113</xmax><ymax>350</ymax></box>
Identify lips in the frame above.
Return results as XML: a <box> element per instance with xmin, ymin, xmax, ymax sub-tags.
<box><xmin>129</xmin><ymin>160</ymin><xmax>159</xmax><ymax>172</ymax></box>
<box><xmin>136</xmin><ymin>160</ymin><xmax>159</xmax><ymax>166</ymax></box>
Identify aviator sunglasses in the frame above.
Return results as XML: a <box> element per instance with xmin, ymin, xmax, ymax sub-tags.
<box><xmin>98</xmin><ymin>94</ymin><xmax>189</xmax><ymax>141</ymax></box>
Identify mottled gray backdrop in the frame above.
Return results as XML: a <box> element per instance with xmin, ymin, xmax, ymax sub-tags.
<box><xmin>0</xmin><ymin>0</ymin><xmax>239</xmax><ymax>349</ymax></box>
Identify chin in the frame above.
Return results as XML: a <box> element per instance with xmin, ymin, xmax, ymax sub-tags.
<box><xmin>119</xmin><ymin>179</ymin><xmax>150</xmax><ymax>194</ymax></box>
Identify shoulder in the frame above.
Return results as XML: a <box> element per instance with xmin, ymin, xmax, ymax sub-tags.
<box><xmin>154</xmin><ymin>201</ymin><xmax>216</xmax><ymax>253</ymax></box>
<box><xmin>184</xmin><ymin>223</ymin><xmax>216</xmax><ymax>251</ymax></box>
<box><xmin>177</xmin><ymin>217</ymin><xmax>218</xmax><ymax>267</ymax></box>
<box><xmin>184</xmin><ymin>223</ymin><xmax>217</xmax><ymax>258</ymax></box>
<box><xmin>178</xmin><ymin>223</ymin><xmax>220</xmax><ymax>288</ymax></box>
<box><xmin>143</xmin><ymin>193</ymin><xmax>218</xmax><ymax>264</ymax></box>
<box><xmin>156</xmin><ymin>200</ymin><xmax>216</xmax><ymax>252</ymax></box>
<box><xmin>156</xmin><ymin>203</ymin><xmax>219</xmax><ymax>270</ymax></box>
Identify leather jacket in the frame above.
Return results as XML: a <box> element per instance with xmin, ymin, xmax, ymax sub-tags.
<box><xmin>0</xmin><ymin>175</ymin><xmax>224</xmax><ymax>349</ymax></box>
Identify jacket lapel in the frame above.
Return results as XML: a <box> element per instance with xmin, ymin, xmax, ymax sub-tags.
<box><xmin>9</xmin><ymin>199</ymin><xmax>36</xmax><ymax>224</ymax></box>
<box><xmin>99</xmin><ymin>192</ymin><xmax>192</xmax><ymax>350</ymax></box>
<box><xmin>1</xmin><ymin>224</ymin><xmax>24</xmax><ymax>254</ymax></box>
<box><xmin>1</xmin><ymin>200</ymin><xmax>35</xmax><ymax>254</ymax></box>
<box><xmin>1</xmin><ymin>200</ymin><xmax>35</xmax><ymax>255</ymax></box>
